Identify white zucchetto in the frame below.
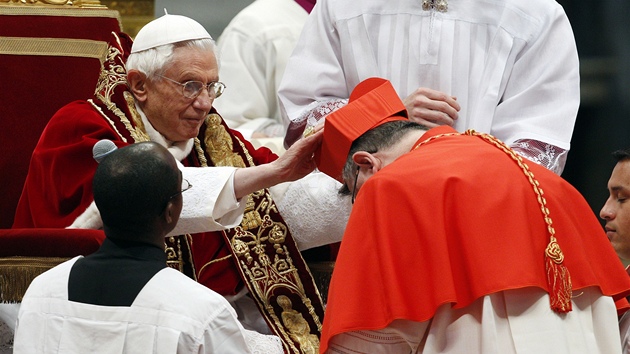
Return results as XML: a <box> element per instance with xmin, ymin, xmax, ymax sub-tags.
<box><xmin>130</xmin><ymin>13</ymin><xmax>212</xmax><ymax>53</ymax></box>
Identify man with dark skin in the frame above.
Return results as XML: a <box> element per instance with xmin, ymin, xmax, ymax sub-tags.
<box><xmin>14</xmin><ymin>142</ymin><xmax>282</xmax><ymax>353</ymax></box>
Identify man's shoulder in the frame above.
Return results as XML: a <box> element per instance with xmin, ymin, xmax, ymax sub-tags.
<box><xmin>139</xmin><ymin>268</ymin><xmax>234</xmax><ymax>317</ymax></box>
<box><xmin>221</xmin><ymin>0</ymin><xmax>306</xmax><ymax>38</ymax></box>
<box><xmin>23</xmin><ymin>257</ymin><xmax>81</xmax><ymax>300</ymax></box>
<box><xmin>47</xmin><ymin>100</ymin><xmax>104</xmax><ymax>126</ymax></box>
<box><xmin>53</xmin><ymin>100</ymin><xmax>99</xmax><ymax>117</ymax></box>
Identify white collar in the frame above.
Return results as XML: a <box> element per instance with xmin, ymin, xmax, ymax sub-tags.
<box><xmin>136</xmin><ymin>103</ymin><xmax>195</xmax><ymax>162</ymax></box>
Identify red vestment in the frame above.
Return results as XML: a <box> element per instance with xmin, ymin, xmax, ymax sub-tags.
<box><xmin>12</xmin><ymin>99</ymin><xmax>274</xmax><ymax>295</ymax></box>
<box><xmin>320</xmin><ymin>125</ymin><xmax>630</xmax><ymax>352</ymax></box>
<box><xmin>13</xmin><ymin>34</ymin><xmax>326</xmax><ymax>351</ymax></box>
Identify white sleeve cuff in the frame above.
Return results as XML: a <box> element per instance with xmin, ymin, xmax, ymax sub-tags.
<box><xmin>270</xmin><ymin>172</ymin><xmax>351</xmax><ymax>250</ymax></box>
<box><xmin>167</xmin><ymin>166</ymin><xmax>246</xmax><ymax>236</ymax></box>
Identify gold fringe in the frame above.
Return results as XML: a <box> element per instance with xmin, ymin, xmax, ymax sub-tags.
<box><xmin>0</xmin><ymin>256</ymin><xmax>69</xmax><ymax>303</ymax></box>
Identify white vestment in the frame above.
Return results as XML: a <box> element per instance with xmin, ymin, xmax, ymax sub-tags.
<box><xmin>621</xmin><ymin>309</ymin><xmax>630</xmax><ymax>354</ymax></box>
<box><xmin>327</xmin><ymin>287</ymin><xmax>622</xmax><ymax>354</ymax></box>
<box><xmin>13</xmin><ymin>257</ymin><xmax>282</xmax><ymax>354</ymax></box>
<box><xmin>64</xmin><ymin>101</ymin><xmax>350</xmax><ymax>337</ymax></box>
<box><xmin>214</xmin><ymin>0</ymin><xmax>309</xmax><ymax>144</ymax></box>
<box><xmin>69</xmin><ymin>103</ymin><xmax>349</xmax><ymax>250</ymax></box>
<box><xmin>277</xmin><ymin>0</ymin><xmax>580</xmax><ymax>174</ymax></box>
<box><xmin>68</xmin><ymin>107</ymin><xmax>247</xmax><ymax>235</ymax></box>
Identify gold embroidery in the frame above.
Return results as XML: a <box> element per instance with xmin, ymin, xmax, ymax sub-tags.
<box><xmin>163</xmin><ymin>234</ymin><xmax>195</xmax><ymax>280</ymax></box>
<box><xmin>196</xmin><ymin>254</ymin><xmax>233</xmax><ymax>277</ymax></box>
<box><xmin>200</xmin><ymin>117</ymin><xmax>324</xmax><ymax>352</ymax></box>
<box><xmin>94</xmin><ymin>40</ymin><xmax>126</xmax><ymax>105</ymax></box>
<box><xmin>278</xmin><ymin>295</ymin><xmax>320</xmax><ymax>354</ymax></box>
<box><xmin>165</xmin><ymin>236</ymin><xmax>184</xmax><ymax>273</ymax></box>
<box><xmin>194</xmin><ymin>137</ymin><xmax>208</xmax><ymax>167</ymax></box>
<box><xmin>204</xmin><ymin>113</ymin><xmax>246</xmax><ymax>168</ymax></box>
<box><xmin>88</xmin><ymin>99</ymin><xmax>128</xmax><ymax>142</ymax></box>
<box><xmin>242</xmin><ymin>195</ymin><xmax>263</xmax><ymax>231</ymax></box>
<box><xmin>233</xmin><ymin>132</ymin><xmax>256</xmax><ymax>166</ymax></box>
<box><xmin>234</xmin><ymin>205</ymin><xmax>323</xmax><ymax>324</ymax></box>
<box><xmin>93</xmin><ymin>35</ymin><xmax>149</xmax><ymax>142</ymax></box>
<box><xmin>123</xmin><ymin>91</ymin><xmax>150</xmax><ymax>142</ymax></box>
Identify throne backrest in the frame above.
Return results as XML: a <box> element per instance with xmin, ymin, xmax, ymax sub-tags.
<box><xmin>0</xmin><ymin>4</ymin><xmax>122</xmax><ymax>228</ymax></box>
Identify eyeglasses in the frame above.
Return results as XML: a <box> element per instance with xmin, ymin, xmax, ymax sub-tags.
<box><xmin>168</xmin><ymin>178</ymin><xmax>193</xmax><ymax>200</ymax></box>
<box><xmin>351</xmin><ymin>166</ymin><xmax>360</xmax><ymax>204</ymax></box>
<box><xmin>158</xmin><ymin>75</ymin><xmax>226</xmax><ymax>99</ymax></box>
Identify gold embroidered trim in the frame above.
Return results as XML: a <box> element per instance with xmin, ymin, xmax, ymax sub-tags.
<box><xmin>0</xmin><ymin>7</ymin><xmax>120</xmax><ymax>27</ymax></box>
<box><xmin>88</xmin><ymin>99</ymin><xmax>128</xmax><ymax>143</ymax></box>
<box><xmin>165</xmin><ymin>236</ymin><xmax>184</xmax><ymax>273</ymax></box>
<box><xmin>92</xmin><ymin>34</ymin><xmax>149</xmax><ymax>143</ymax></box>
<box><xmin>164</xmin><ymin>234</ymin><xmax>196</xmax><ymax>280</ymax></box>
<box><xmin>0</xmin><ymin>36</ymin><xmax>108</xmax><ymax>62</ymax></box>
<box><xmin>201</xmin><ymin>116</ymin><xmax>324</xmax><ymax>352</ymax></box>
<box><xmin>123</xmin><ymin>91</ymin><xmax>150</xmax><ymax>142</ymax></box>
<box><xmin>278</xmin><ymin>295</ymin><xmax>320</xmax><ymax>352</ymax></box>
<box><xmin>194</xmin><ymin>137</ymin><xmax>208</xmax><ymax>167</ymax></box>
<box><xmin>197</xmin><ymin>254</ymin><xmax>233</xmax><ymax>277</ymax></box>
<box><xmin>204</xmin><ymin>113</ymin><xmax>247</xmax><ymax>168</ymax></box>
<box><xmin>234</xmin><ymin>134</ymin><xmax>255</xmax><ymax>167</ymax></box>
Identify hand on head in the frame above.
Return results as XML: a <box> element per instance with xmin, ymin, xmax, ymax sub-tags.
<box><xmin>274</xmin><ymin>127</ymin><xmax>324</xmax><ymax>182</ymax></box>
<box><xmin>232</xmin><ymin>128</ymin><xmax>323</xmax><ymax>199</ymax></box>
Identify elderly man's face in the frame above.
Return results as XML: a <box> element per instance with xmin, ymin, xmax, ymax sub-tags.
<box><xmin>601</xmin><ymin>160</ymin><xmax>630</xmax><ymax>260</ymax></box>
<box><xmin>142</xmin><ymin>46</ymin><xmax>219</xmax><ymax>142</ymax></box>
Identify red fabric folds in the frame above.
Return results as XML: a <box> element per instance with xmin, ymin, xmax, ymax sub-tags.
<box><xmin>320</xmin><ymin>126</ymin><xmax>630</xmax><ymax>352</ymax></box>
<box><xmin>0</xmin><ymin>228</ymin><xmax>104</xmax><ymax>257</ymax></box>
<box><xmin>0</xmin><ymin>9</ymin><xmax>120</xmax><ymax>228</ymax></box>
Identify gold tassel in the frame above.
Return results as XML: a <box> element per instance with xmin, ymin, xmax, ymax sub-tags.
<box><xmin>545</xmin><ymin>238</ymin><xmax>572</xmax><ymax>312</ymax></box>
<box><xmin>463</xmin><ymin>130</ymin><xmax>573</xmax><ymax>313</ymax></box>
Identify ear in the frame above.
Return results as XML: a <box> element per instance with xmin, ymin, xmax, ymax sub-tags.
<box><xmin>352</xmin><ymin>151</ymin><xmax>382</xmax><ymax>173</ymax></box>
<box><xmin>127</xmin><ymin>69</ymin><xmax>148</xmax><ymax>102</ymax></box>
<box><xmin>163</xmin><ymin>200</ymin><xmax>176</xmax><ymax>225</ymax></box>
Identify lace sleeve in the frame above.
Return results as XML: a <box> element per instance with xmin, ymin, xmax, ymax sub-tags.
<box><xmin>284</xmin><ymin>98</ymin><xmax>348</xmax><ymax>147</ymax></box>
<box><xmin>271</xmin><ymin>173</ymin><xmax>351</xmax><ymax>251</ymax></box>
<box><xmin>0</xmin><ymin>321</ymin><xmax>12</xmax><ymax>353</ymax></box>
<box><xmin>243</xmin><ymin>329</ymin><xmax>283</xmax><ymax>354</ymax></box>
<box><xmin>510</xmin><ymin>139</ymin><xmax>568</xmax><ymax>175</ymax></box>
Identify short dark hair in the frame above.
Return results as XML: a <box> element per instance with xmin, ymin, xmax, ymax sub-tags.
<box><xmin>339</xmin><ymin>120</ymin><xmax>428</xmax><ymax>195</ymax></box>
<box><xmin>612</xmin><ymin>149</ymin><xmax>630</xmax><ymax>163</ymax></box>
<box><xmin>93</xmin><ymin>142</ymin><xmax>179</xmax><ymax>232</ymax></box>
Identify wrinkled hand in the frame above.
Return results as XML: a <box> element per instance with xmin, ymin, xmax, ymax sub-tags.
<box><xmin>272</xmin><ymin>126</ymin><xmax>323</xmax><ymax>182</ymax></box>
<box><xmin>233</xmin><ymin>127</ymin><xmax>323</xmax><ymax>199</ymax></box>
<box><xmin>403</xmin><ymin>87</ymin><xmax>460</xmax><ymax>127</ymax></box>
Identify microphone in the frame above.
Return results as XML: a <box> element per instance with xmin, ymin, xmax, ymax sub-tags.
<box><xmin>93</xmin><ymin>139</ymin><xmax>118</xmax><ymax>163</ymax></box>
